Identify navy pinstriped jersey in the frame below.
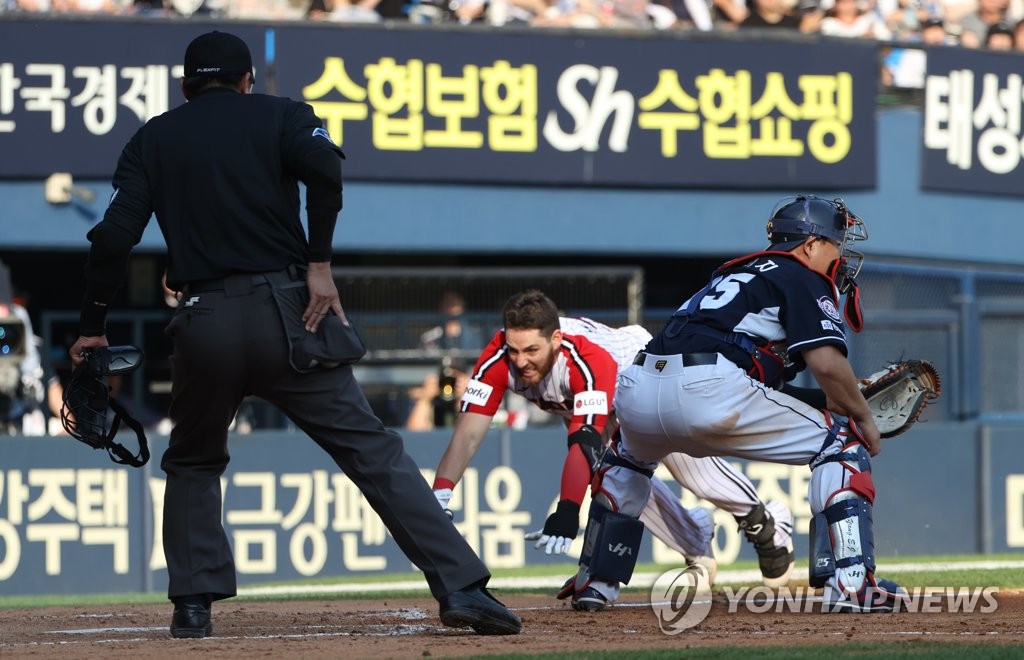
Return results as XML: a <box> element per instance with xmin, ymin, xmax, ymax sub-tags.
<box><xmin>648</xmin><ymin>251</ymin><xmax>847</xmax><ymax>374</ymax></box>
<box><xmin>458</xmin><ymin>329</ymin><xmax>618</xmax><ymax>436</ymax></box>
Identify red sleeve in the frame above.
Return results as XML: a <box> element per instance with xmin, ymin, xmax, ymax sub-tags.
<box><xmin>562</xmin><ymin>334</ymin><xmax>617</xmax><ymax>436</ymax></box>
<box><xmin>560</xmin><ymin>444</ymin><xmax>593</xmax><ymax>505</ymax></box>
<box><xmin>458</xmin><ymin>330</ymin><xmax>510</xmax><ymax>417</ymax></box>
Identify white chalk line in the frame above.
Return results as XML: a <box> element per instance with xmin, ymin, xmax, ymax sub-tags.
<box><xmin>238</xmin><ymin>559</ymin><xmax>1024</xmax><ymax>597</ymax></box>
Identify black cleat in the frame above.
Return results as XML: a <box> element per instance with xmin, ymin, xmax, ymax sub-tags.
<box><xmin>439</xmin><ymin>582</ymin><xmax>522</xmax><ymax>635</ymax></box>
<box><xmin>170</xmin><ymin>601</ymin><xmax>212</xmax><ymax>639</ymax></box>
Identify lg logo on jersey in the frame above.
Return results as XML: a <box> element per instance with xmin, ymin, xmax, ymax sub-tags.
<box><xmin>574</xmin><ymin>390</ymin><xmax>608</xmax><ymax>415</ymax></box>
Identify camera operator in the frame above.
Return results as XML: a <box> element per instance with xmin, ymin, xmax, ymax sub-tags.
<box><xmin>406</xmin><ymin>358</ymin><xmax>471</xmax><ymax>431</ymax></box>
<box><xmin>0</xmin><ymin>263</ymin><xmax>46</xmax><ymax>436</ymax></box>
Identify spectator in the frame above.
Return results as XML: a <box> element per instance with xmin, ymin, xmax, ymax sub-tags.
<box><xmin>886</xmin><ymin>0</ymin><xmax>942</xmax><ymax>38</ymax></box>
<box><xmin>821</xmin><ymin>0</ymin><xmax>893</xmax><ymax>37</ymax></box>
<box><xmin>639</xmin><ymin>0</ymin><xmax>714</xmax><ymax>28</ymax></box>
<box><xmin>534</xmin><ymin>0</ymin><xmax>653</xmax><ymax>28</ymax></box>
<box><xmin>419</xmin><ymin>290</ymin><xmax>483</xmax><ymax>353</ymax></box>
<box><xmin>984</xmin><ymin>18</ymin><xmax>1016</xmax><ymax>45</ymax></box>
<box><xmin>306</xmin><ymin>0</ymin><xmax>382</xmax><ymax>22</ymax></box>
<box><xmin>1015</xmin><ymin>16</ymin><xmax>1024</xmax><ymax>48</ymax></box>
<box><xmin>958</xmin><ymin>0</ymin><xmax>1018</xmax><ymax>47</ymax></box>
<box><xmin>129</xmin><ymin>0</ymin><xmax>224</xmax><ymax>15</ymax></box>
<box><xmin>883</xmin><ymin>16</ymin><xmax>954</xmax><ymax>89</ymax></box>
<box><xmin>739</xmin><ymin>0</ymin><xmax>805</xmax><ymax>29</ymax></box>
<box><xmin>711</xmin><ymin>0</ymin><xmax>750</xmax><ymax>27</ymax></box>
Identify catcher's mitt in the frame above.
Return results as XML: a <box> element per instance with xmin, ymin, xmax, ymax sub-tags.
<box><xmin>860</xmin><ymin>360</ymin><xmax>941</xmax><ymax>438</ymax></box>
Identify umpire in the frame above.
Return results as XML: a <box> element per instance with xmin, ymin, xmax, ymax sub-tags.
<box><xmin>69</xmin><ymin>30</ymin><xmax>520</xmax><ymax>639</ymax></box>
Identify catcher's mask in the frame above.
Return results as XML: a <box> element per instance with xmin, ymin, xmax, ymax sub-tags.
<box><xmin>61</xmin><ymin>345</ymin><xmax>149</xmax><ymax>468</ymax></box>
<box><xmin>765</xmin><ymin>194</ymin><xmax>868</xmax><ymax>294</ymax></box>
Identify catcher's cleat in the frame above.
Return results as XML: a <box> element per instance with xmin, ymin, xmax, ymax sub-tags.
<box><xmin>572</xmin><ymin>586</ymin><xmax>609</xmax><ymax>612</ymax></box>
<box><xmin>557</xmin><ymin>576</ymin><xmax>610</xmax><ymax>611</ymax></box>
<box><xmin>170</xmin><ymin>601</ymin><xmax>212</xmax><ymax>639</ymax></box>
<box><xmin>824</xmin><ymin>576</ymin><xmax>909</xmax><ymax>613</ymax></box>
<box><xmin>737</xmin><ymin>501</ymin><xmax>795</xmax><ymax>588</ymax></box>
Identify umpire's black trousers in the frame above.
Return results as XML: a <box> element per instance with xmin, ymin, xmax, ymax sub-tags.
<box><xmin>162</xmin><ymin>273</ymin><xmax>489</xmax><ymax>602</ymax></box>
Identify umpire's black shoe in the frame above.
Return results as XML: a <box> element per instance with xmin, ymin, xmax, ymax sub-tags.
<box><xmin>170</xmin><ymin>600</ymin><xmax>212</xmax><ymax>639</ymax></box>
<box><xmin>439</xmin><ymin>581</ymin><xmax>522</xmax><ymax>635</ymax></box>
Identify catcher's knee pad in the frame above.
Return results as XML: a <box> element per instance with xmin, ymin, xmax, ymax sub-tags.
<box><xmin>814</xmin><ymin>439</ymin><xmax>875</xmax><ymax>503</ymax></box>
<box><xmin>811</xmin><ymin>412</ymin><xmax>872</xmax><ymax>469</ymax></box>
<box><xmin>579</xmin><ymin>499</ymin><xmax>646</xmax><ymax>586</ymax></box>
<box><xmin>591</xmin><ymin>450</ymin><xmax>655</xmax><ymax>518</ymax></box>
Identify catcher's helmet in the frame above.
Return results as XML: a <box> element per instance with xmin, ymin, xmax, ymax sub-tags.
<box><xmin>765</xmin><ymin>194</ymin><xmax>867</xmax><ymax>293</ymax></box>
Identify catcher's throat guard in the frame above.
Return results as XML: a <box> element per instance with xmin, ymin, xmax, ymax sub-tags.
<box><xmin>61</xmin><ymin>345</ymin><xmax>150</xmax><ymax>468</ymax></box>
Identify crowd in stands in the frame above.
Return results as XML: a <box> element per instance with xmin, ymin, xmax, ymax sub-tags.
<box><xmin>2</xmin><ymin>0</ymin><xmax>1022</xmax><ymax>93</ymax></box>
<box><xmin>3</xmin><ymin>0</ymin><xmax>1024</xmax><ymax>55</ymax></box>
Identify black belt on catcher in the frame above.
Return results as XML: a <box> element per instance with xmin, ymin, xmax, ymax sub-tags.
<box><xmin>633</xmin><ymin>351</ymin><xmax>719</xmax><ymax>367</ymax></box>
<box><xmin>183</xmin><ymin>266</ymin><xmax>305</xmax><ymax>296</ymax></box>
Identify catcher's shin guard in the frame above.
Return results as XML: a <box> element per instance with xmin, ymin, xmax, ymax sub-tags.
<box><xmin>823</xmin><ymin>491</ymin><xmax>876</xmax><ymax>597</ymax></box>
<box><xmin>808</xmin><ymin>512</ymin><xmax>835</xmax><ymax>589</ymax></box>
<box><xmin>811</xmin><ymin>438</ymin><xmax>878</xmax><ymax>597</ymax></box>
<box><xmin>577</xmin><ymin>450</ymin><xmax>653</xmax><ymax>586</ymax></box>
<box><xmin>578</xmin><ymin>501</ymin><xmax>645</xmax><ymax>585</ymax></box>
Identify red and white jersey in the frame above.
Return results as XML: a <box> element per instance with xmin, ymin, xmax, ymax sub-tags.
<box><xmin>459</xmin><ymin>323</ymin><xmax>619</xmax><ymax>435</ymax></box>
<box><xmin>558</xmin><ymin>317</ymin><xmax>652</xmax><ymax>372</ymax></box>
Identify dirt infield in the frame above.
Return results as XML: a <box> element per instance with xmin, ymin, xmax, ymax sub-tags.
<box><xmin>2</xmin><ymin>590</ymin><xmax>1023</xmax><ymax>658</ymax></box>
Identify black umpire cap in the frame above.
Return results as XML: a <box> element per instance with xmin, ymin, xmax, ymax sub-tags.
<box><xmin>183</xmin><ymin>31</ymin><xmax>253</xmax><ymax>79</ymax></box>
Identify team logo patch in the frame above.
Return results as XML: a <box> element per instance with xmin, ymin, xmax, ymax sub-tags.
<box><xmin>574</xmin><ymin>390</ymin><xmax>608</xmax><ymax>416</ymax></box>
<box><xmin>460</xmin><ymin>379</ymin><xmax>493</xmax><ymax>407</ymax></box>
<box><xmin>655</xmin><ymin>360</ymin><xmax>667</xmax><ymax>372</ymax></box>
<box><xmin>817</xmin><ymin>296</ymin><xmax>842</xmax><ymax>322</ymax></box>
<box><xmin>312</xmin><ymin>127</ymin><xmax>336</xmax><ymax>144</ymax></box>
<box><xmin>820</xmin><ymin>319</ymin><xmax>836</xmax><ymax>332</ymax></box>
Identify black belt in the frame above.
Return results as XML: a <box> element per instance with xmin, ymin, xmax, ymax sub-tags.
<box><xmin>184</xmin><ymin>266</ymin><xmax>305</xmax><ymax>295</ymax></box>
<box><xmin>633</xmin><ymin>351</ymin><xmax>719</xmax><ymax>367</ymax></box>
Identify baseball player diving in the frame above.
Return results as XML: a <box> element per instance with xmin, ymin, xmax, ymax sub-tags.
<box><xmin>559</xmin><ymin>195</ymin><xmax>909</xmax><ymax>613</ymax></box>
<box><xmin>431</xmin><ymin>290</ymin><xmax>796</xmax><ymax>594</ymax></box>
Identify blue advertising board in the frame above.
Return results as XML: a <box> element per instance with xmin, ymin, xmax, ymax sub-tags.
<box><xmin>0</xmin><ymin>19</ymin><xmax>876</xmax><ymax>188</ymax></box>
<box><xmin>922</xmin><ymin>47</ymin><xmax>1024</xmax><ymax>196</ymax></box>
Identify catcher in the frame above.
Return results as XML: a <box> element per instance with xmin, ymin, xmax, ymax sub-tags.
<box><xmin>558</xmin><ymin>195</ymin><xmax>941</xmax><ymax>613</ymax></box>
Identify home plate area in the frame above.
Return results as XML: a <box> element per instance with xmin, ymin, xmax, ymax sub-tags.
<box><xmin>1</xmin><ymin>591</ymin><xmax>1023</xmax><ymax>658</ymax></box>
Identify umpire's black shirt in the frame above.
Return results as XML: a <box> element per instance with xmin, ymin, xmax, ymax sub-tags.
<box><xmin>81</xmin><ymin>86</ymin><xmax>344</xmax><ymax>334</ymax></box>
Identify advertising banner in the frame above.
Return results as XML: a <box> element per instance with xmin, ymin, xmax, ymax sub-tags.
<box><xmin>0</xmin><ymin>20</ymin><xmax>876</xmax><ymax>188</ymax></box>
<box><xmin>922</xmin><ymin>48</ymin><xmax>1024</xmax><ymax>196</ymax></box>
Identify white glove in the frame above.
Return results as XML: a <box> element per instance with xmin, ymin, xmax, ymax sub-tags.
<box><xmin>523</xmin><ymin>530</ymin><xmax>573</xmax><ymax>555</ymax></box>
<box><xmin>433</xmin><ymin>488</ymin><xmax>454</xmax><ymax>520</ymax></box>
